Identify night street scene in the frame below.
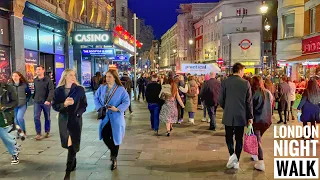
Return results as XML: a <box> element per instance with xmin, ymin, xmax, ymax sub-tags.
<box><xmin>0</xmin><ymin>0</ymin><xmax>320</xmax><ymax>180</ymax></box>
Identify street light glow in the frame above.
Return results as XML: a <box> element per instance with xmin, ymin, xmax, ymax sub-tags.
<box><xmin>189</xmin><ymin>39</ymin><xmax>194</xmax><ymax>45</ymax></box>
<box><xmin>158</xmin><ymin>56</ymin><xmax>161</xmax><ymax>59</ymax></box>
<box><xmin>260</xmin><ymin>1</ymin><xmax>268</xmax><ymax>14</ymax></box>
<box><xmin>173</xmin><ymin>49</ymin><xmax>177</xmax><ymax>53</ymax></box>
<box><xmin>265</xmin><ymin>24</ymin><xmax>271</xmax><ymax>31</ymax></box>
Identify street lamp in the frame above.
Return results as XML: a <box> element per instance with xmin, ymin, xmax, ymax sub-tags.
<box><xmin>158</xmin><ymin>56</ymin><xmax>161</xmax><ymax>60</ymax></box>
<box><xmin>260</xmin><ymin>1</ymin><xmax>268</xmax><ymax>14</ymax></box>
<box><xmin>189</xmin><ymin>39</ymin><xmax>194</xmax><ymax>45</ymax></box>
<box><xmin>264</xmin><ymin>21</ymin><xmax>271</xmax><ymax>31</ymax></box>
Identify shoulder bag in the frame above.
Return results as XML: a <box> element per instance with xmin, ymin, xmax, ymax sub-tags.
<box><xmin>97</xmin><ymin>85</ymin><xmax>118</xmax><ymax>120</ymax></box>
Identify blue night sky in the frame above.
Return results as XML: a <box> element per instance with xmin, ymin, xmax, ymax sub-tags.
<box><xmin>128</xmin><ymin>0</ymin><xmax>219</xmax><ymax>39</ymax></box>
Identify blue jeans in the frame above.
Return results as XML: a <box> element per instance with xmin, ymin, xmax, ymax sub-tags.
<box><xmin>188</xmin><ymin>112</ymin><xmax>195</xmax><ymax>119</ymax></box>
<box><xmin>0</xmin><ymin>125</ymin><xmax>18</xmax><ymax>155</ymax></box>
<box><xmin>34</xmin><ymin>103</ymin><xmax>51</xmax><ymax>135</ymax></box>
<box><xmin>148</xmin><ymin>103</ymin><xmax>160</xmax><ymax>131</ymax></box>
<box><xmin>14</xmin><ymin>105</ymin><xmax>27</xmax><ymax>133</ymax></box>
<box><xmin>207</xmin><ymin>106</ymin><xmax>217</xmax><ymax>129</ymax></box>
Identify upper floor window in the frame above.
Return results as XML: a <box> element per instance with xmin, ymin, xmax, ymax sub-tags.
<box><xmin>215</xmin><ymin>16</ymin><xmax>218</xmax><ymax>22</ymax></box>
<box><xmin>243</xmin><ymin>8</ymin><xmax>248</xmax><ymax>16</ymax></box>
<box><xmin>310</xmin><ymin>7</ymin><xmax>316</xmax><ymax>34</ymax></box>
<box><xmin>219</xmin><ymin>12</ymin><xmax>222</xmax><ymax>19</ymax></box>
<box><xmin>237</xmin><ymin>9</ymin><xmax>241</xmax><ymax>16</ymax></box>
<box><xmin>200</xmin><ymin>26</ymin><xmax>203</xmax><ymax>34</ymax></box>
<box><xmin>283</xmin><ymin>13</ymin><xmax>295</xmax><ymax>38</ymax></box>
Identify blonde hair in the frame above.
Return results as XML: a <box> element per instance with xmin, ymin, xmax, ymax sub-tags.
<box><xmin>58</xmin><ymin>69</ymin><xmax>81</xmax><ymax>87</ymax></box>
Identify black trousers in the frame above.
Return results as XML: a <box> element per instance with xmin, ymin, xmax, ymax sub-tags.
<box><xmin>225</xmin><ymin>126</ymin><xmax>245</xmax><ymax>160</ymax></box>
<box><xmin>138</xmin><ymin>86</ymin><xmax>145</xmax><ymax>100</ymax></box>
<box><xmin>102</xmin><ymin>122</ymin><xmax>119</xmax><ymax>158</ymax></box>
<box><xmin>66</xmin><ymin>145</ymin><xmax>77</xmax><ymax>172</ymax></box>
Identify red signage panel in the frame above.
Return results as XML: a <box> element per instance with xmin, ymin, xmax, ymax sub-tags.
<box><xmin>302</xmin><ymin>35</ymin><xmax>320</xmax><ymax>54</ymax></box>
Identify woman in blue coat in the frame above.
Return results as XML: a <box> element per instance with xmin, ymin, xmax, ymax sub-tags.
<box><xmin>297</xmin><ymin>79</ymin><xmax>320</xmax><ymax>139</ymax></box>
<box><xmin>94</xmin><ymin>70</ymin><xmax>130</xmax><ymax>170</ymax></box>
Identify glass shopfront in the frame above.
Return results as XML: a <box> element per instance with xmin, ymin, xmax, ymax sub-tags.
<box><xmin>0</xmin><ymin>17</ymin><xmax>11</xmax><ymax>83</ymax></box>
<box><xmin>24</xmin><ymin>24</ymin><xmax>66</xmax><ymax>87</ymax></box>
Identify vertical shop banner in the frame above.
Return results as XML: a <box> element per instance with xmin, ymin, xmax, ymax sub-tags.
<box><xmin>55</xmin><ymin>35</ymin><xmax>65</xmax><ymax>55</ymax></box>
<box><xmin>81</xmin><ymin>60</ymin><xmax>91</xmax><ymax>87</ymax></box>
<box><xmin>55</xmin><ymin>55</ymin><xmax>65</xmax><ymax>87</ymax></box>
<box><xmin>24</xmin><ymin>25</ymin><xmax>38</xmax><ymax>50</ymax></box>
<box><xmin>0</xmin><ymin>46</ymin><xmax>10</xmax><ymax>82</ymax></box>
<box><xmin>25</xmin><ymin>50</ymin><xmax>38</xmax><ymax>92</ymax></box>
<box><xmin>0</xmin><ymin>18</ymin><xmax>9</xmax><ymax>46</ymax></box>
<box><xmin>39</xmin><ymin>30</ymin><xmax>54</xmax><ymax>54</ymax></box>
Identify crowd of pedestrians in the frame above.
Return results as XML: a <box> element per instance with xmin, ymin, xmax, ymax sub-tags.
<box><xmin>0</xmin><ymin>62</ymin><xmax>320</xmax><ymax>180</ymax></box>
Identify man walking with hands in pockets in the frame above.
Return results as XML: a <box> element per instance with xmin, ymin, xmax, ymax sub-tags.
<box><xmin>219</xmin><ymin>63</ymin><xmax>253</xmax><ymax>169</ymax></box>
<box><xmin>33</xmin><ymin>65</ymin><xmax>54</xmax><ymax>140</ymax></box>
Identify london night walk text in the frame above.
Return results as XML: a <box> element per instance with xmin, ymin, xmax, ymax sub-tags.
<box><xmin>273</xmin><ymin>125</ymin><xmax>319</xmax><ymax>179</ymax></box>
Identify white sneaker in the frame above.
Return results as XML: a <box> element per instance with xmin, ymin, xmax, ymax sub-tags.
<box><xmin>190</xmin><ymin>118</ymin><xmax>195</xmax><ymax>124</ymax></box>
<box><xmin>251</xmin><ymin>155</ymin><xmax>258</xmax><ymax>161</ymax></box>
<box><xmin>226</xmin><ymin>154</ymin><xmax>238</xmax><ymax>169</ymax></box>
<box><xmin>233</xmin><ymin>162</ymin><xmax>240</xmax><ymax>169</ymax></box>
<box><xmin>207</xmin><ymin>119</ymin><xmax>210</xmax><ymax>123</ymax></box>
<box><xmin>254</xmin><ymin>160</ymin><xmax>265</xmax><ymax>171</ymax></box>
<box><xmin>201</xmin><ymin>118</ymin><xmax>206</xmax><ymax>122</ymax></box>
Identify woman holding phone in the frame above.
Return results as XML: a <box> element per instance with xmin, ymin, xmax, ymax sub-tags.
<box><xmin>52</xmin><ymin>69</ymin><xmax>87</xmax><ymax>180</ymax></box>
<box><xmin>94</xmin><ymin>70</ymin><xmax>130</xmax><ymax>171</ymax></box>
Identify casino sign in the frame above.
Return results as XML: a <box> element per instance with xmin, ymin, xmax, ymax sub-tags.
<box><xmin>239</xmin><ymin>39</ymin><xmax>252</xmax><ymax>50</ymax></box>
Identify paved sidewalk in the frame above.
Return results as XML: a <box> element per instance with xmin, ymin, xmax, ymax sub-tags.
<box><xmin>0</xmin><ymin>93</ymin><xmax>317</xmax><ymax>180</ymax></box>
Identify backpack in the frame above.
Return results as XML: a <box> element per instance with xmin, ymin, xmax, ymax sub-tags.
<box><xmin>0</xmin><ymin>84</ymin><xmax>15</xmax><ymax>128</ymax></box>
<box><xmin>188</xmin><ymin>84</ymin><xmax>198</xmax><ymax>96</ymax></box>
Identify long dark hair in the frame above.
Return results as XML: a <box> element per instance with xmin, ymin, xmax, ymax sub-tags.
<box><xmin>106</xmin><ymin>70</ymin><xmax>123</xmax><ymax>86</ymax></box>
<box><xmin>251</xmin><ymin>76</ymin><xmax>266</xmax><ymax>101</ymax></box>
<box><xmin>305</xmin><ymin>79</ymin><xmax>320</xmax><ymax>105</ymax></box>
<box><xmin>10</xmin><ymin>71</ymin><xmax>28</xmax><ymax>84</ymax></box>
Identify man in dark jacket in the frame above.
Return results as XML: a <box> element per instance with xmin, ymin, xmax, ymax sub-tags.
<box><xmin>276</xmin><ymin>76</ymin><xmax>291</xmax><ymax>124</ymax></box>
<box><xmin>200</xmin><ymin>72</ymin><xmax>220</xmax><ymax>130</ymax></box>
<box><xmin>145</xmin><ymin>74</ymin><xmax>162</xmax><ymax>134</ymax></box>
<box><xmin>137</xmin><ymin>74</ymin><xmax>146</xmax><ymax>100</ymax></box>
<box><xmin>33</xmin><ymin>65</ymin><xmax>55</xmax><ymax>140</ymax></box>
<box><xmin>219</xmin><ymin>63</ymin><xmax>253</xmax><ymax>170</ymax></box>
<box><xmin>121</xmin><ymin>72</ymin><xmax>133</xmax><ymax>114</ymax></box>
<box><xmin>0</xmin><ymin>82</ymin><xmax>19</xmax><ymax>164</ymax></box>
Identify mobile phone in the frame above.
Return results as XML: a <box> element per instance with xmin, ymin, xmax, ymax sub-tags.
<box><xmin>107</xmin><ymin>105</ymin><xmax>112</xmax><ymax>108</ymax></box>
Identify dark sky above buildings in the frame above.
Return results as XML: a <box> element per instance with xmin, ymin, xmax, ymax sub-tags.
<box><xmin>128</xmin><ymin>0</ymin><xmax>219</xmax><ymax>39</ymax></box>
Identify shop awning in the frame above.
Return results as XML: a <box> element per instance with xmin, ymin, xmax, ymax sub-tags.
<box><xmin>286</xmin><ymin>53</ymin><xmax>320</xmax><ymax>63</ymax></box>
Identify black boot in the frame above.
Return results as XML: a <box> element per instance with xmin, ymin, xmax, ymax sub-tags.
<box><xmin>111</xmin><ymin>156</ymin><xmax>117</xmax><ymax>170</ymax></box>
<box><xmin>66</xmin><ymin>146</ymin><xmax>76</xmax><ymax>172</ymax></box>
<box><xmin>64</xmin><ymin>171</ymin><xmax>71</xmax><ymax>180</ymax></box>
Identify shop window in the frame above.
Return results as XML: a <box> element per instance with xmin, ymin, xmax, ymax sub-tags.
<box><xmin>283</xmin><ymin>13</ymin><xmax>295</xmax><ymax>38</ymax></box>
<box><xmin>310</xmin><ymin>7</ymin><xmax>316</xmax><ymax>34</ymax></box>
<box><xmin>237</xmin><ymin>9</ymin><xmax>241</xmax><ymax>16</ymax></box>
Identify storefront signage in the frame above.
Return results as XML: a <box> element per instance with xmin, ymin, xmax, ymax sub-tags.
<box><xmin>302</xmin><ymin>35</ymin><xmax>320</xmax><ymax>54</ymax></box>
<box><xmin>24</xmin><ymin>25</ymin><xmax>38</xmax><ymax>50</ymax></box>
<box><xmin>0</xmin><ymin>18</ymin><xmax>9</xmax><ymax>46</ymax></box>
<box><xmin>0</xmin><ymin>46</ymin><xmax>10</xmax><ymax>82</ymax></box>
<box><xmin>55</xmin><ymin>55</ymin><xmax>65</xmax><ymax>87</ymax></box>
<box><xmin>181</xmin><ymin>63</ymin><xmax>221</xmax><ymax>75</ymax></box>
<box><xmin>239</xmin><ymin>39</ymin><xmax>252</xmax><ymax>50</ymax></box>
<box><xmin>55</xmin><ymin>35</ymin><xmax>65</xmax><ymax>55</ymax></box>
<box><xmin>302</xmin><ymin>62</ymin><xmax>319</xmax><ymax>66</ymax></box>
<box><xmin>39</xmin><ymin>30</ymin><xmax>54</xmax><ymax>53</ymax></box>
<box><xmin>81</xmin><ymin>60</ymin><xmax>92</xmax><ymax>87</ymax></box>
<box><xmin>81</xmin><ymin>49</ymin><xmax>115</xmax><ymax>56</ymax></box>
<box><xmin>118</xmin><ymin>38</ymin><xmax>134</xmax><ymax>53</ymax></box>
<box><xmin>72</xmin><ymin>31</ymin><xmax>112</xmax><ymax>45</ymax></box>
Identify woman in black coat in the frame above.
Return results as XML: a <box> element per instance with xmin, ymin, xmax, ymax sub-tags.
<box><xmin>52</xmin><ymin>69</ymin><xmax>87</xmax><ymax>180</ymax></box>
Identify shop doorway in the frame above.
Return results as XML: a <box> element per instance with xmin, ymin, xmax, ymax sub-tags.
<box><xmin>40</xmin><ymin>53</ymin><xmax>56</xmax><ymax>86</ymax></box>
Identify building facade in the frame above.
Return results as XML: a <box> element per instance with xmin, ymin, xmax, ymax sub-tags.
<box><xmin>276</xmin><ymin>0</ymin><xmax>304</xmax><ymax>62</ymax></box>
<box><xmin>110</xmin><ymin>0</ymin><xmax>128</xmax><ymax>29</ymax></box>
<box><xmin>160</xmin><ymin>23</ymin><xmax>178</xmax><ymax>70</ymax></box>
<box><xmin>201</xmin><ymin>0</ymin><xmax>263</xmax><ymax>74</ymax></box>
<box><xmin>194</xmin><ymin>19</ymin><xmax>204</xmax><ymax>62</ymax></box>
<box><xmin>149</xmin><ymin>40</ymin><xmax>160</xmax><ymax>70</ymax></box>
<box><xmin>284</xmin><ymin>0</ymin><xmax>320</xmax><ymax>80</ymax></box>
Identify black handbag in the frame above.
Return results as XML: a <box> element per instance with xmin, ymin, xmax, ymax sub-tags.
<box><xmin>97</xmin><ymin>86</ymin><xmax>118</xmax><ymax>120</ymax></box>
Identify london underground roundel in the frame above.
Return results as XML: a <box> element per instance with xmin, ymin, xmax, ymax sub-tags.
<box><xmin>239</xmin><ymin>39</ymin><xmax>252</xmax><ymax>50</ymax></box>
